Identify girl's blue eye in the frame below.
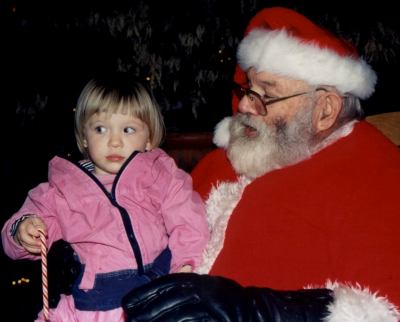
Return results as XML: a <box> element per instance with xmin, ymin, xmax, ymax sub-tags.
<box><xmin>124</xmin><ymin>127</ymin><xmax>135</xmax><ymax>134</ymax></box>
<box><xmin>95</xmin><ymin>126</ymin><xmax>106</xmax><ymax>134</ymax></box>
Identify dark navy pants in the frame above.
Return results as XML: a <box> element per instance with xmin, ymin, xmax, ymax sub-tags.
<box><xmin>72</xmin><ymin>248</ymin><xmax>171</xmax><ymax>311</ymax></box>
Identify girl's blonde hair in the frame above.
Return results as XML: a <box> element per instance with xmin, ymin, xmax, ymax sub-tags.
<box><xmin>74</xmin><ymin>73</ymin><xmax>165</xmax><ymax>155</ymax></box>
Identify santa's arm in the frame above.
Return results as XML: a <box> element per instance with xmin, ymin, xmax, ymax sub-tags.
<box><xmin>122</xmin><ymin>273</ymin><xmax>399</xmax><ymax>322</ymax></box>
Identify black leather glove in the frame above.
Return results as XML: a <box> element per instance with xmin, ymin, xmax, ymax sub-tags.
<box><xmin>122</xmin><ymin>273</ymin><xmax>334</xmax><ymax>322</ymax></box>
<box><xmin>47</xmin><ymin>240</ymin><xmax>81</xmax><ymax>308</ymax></box>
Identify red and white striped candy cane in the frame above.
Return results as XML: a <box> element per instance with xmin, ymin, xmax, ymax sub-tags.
<box><xmin>38</xmin><ymin>229</ymin><xmax>50</xmax><ymax>322</ymax></box>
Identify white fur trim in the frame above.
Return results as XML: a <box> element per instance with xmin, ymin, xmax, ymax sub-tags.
<box><xmin>213</xmin><ymin>117</ymin><xmax>232</xmax><ymax>148</ymax></box>
<box><xmin>237</xmin><ymin>29</ymin><xmax>377</xmax><ymax>99</ymax></box>
<box><xmin>323</xmin><ymin>281</ymin><xmax>400</xmax><ymax>322</ymax></box>
<box><xmin>311</xmin><ymin>120</ymin><xmax>356</xmax><ymax>154</ymax></box>
<box><xmin>195</xmin><ymin>176</ymin><xmax>251</xmax><ymax>274</ymax></box>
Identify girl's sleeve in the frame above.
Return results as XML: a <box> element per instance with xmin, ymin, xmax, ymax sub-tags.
<box><xmin>1</xmin><ymin>182</ymin><xmax>63</xmax><ymax>260</ymax></box>
<box><xmin>160</xmin><ymin>161</ymin><xmax>210</xmax><ymax>272</ymax></box>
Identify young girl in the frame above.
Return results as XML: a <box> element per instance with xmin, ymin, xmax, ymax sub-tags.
<box><xmin>1</xmin><ymin>72</ymin><xmax>210</xmax><ymax>321</ymax></box>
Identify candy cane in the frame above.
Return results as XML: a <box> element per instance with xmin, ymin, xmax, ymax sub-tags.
<box><xmin>38</xmin><ymin>229</ymin><xmax>50</xmax><ymax>322</ymax></box>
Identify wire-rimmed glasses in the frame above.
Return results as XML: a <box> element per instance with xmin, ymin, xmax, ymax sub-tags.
<box><xmin>233</xmin><ymin>83</ymin><xmax>327</xmax><ymax>116</ymax></box>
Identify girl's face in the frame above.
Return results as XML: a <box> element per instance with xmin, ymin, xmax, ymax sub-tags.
<box><xmin>83</xmin><ymin>112</ymin><xmax>151</xmax><ymax>175</ymax></box>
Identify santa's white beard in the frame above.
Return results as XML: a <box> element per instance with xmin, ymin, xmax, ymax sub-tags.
<box><xmin>227</xmin><ymin>108</ymin><xmax>315</xmax><ymax>179</ymax></box>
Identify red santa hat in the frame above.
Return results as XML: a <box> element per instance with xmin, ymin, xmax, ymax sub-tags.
<box><xmin>235</xmin><ymin>7</ymin><xmax>377</xmax><ymax>103</ymax></box>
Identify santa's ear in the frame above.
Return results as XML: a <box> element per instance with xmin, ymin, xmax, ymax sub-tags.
<box><xmin>313</xmin><ymin>91</ymin><xmax>342</xmax><ymax>133</ymax></box>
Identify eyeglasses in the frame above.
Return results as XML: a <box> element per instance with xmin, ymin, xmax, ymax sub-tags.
<box><xmin>233</xmin><ymin>83</ymin><xmax>327</xmax><ymax>116</ymax></box>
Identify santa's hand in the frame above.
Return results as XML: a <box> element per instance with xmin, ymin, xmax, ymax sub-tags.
<box><xmin>122</xmin><ymin>273</ymin><xmax>333</xmax><ymax>322</ymax></box>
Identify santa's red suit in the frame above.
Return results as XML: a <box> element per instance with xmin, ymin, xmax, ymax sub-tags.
<box><xmin>192</xmin><ymin>120</ymin><xmax>400</xmax><ymax>308</ymax></box>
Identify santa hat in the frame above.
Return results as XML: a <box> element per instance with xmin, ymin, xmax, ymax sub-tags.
<box><xmin>236</xmin><ymin>7</ymin><xmax>377</xmax><ymax>100</ymax></box>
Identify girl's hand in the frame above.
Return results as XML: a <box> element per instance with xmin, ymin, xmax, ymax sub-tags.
<box><xmin>14</xmin><ymin>216</ymin><xmax>47</xmax><ymax>254</ymax></box>
<box><xmin>177</xmin><ymin>265</ymin><xmax>193</xmax><ymax>273</ymax></box>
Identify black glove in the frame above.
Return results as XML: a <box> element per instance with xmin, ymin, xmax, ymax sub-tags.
<box><xmin>122</xmin><ymin>273</ymin><xmax>334</xmax><ymax>322</ymax></box>
<box><xmin>47</xmin><ymin>240</ymin><xmax>81</xmax><ymax>308</ymax></box>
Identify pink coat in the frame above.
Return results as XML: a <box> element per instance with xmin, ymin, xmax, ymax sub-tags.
<box><xmin>2</xmin><ymin>148</ymin><xmax>209</xmax><ymax>321</ymax></box>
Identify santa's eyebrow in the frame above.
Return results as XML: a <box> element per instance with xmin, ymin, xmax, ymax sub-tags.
<box><xmin>260</xmin><ymin>80</ymin><xmax>277</xmax><ymax>87</ymax></box>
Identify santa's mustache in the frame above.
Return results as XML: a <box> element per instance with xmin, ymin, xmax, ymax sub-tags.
<box><xmin>229</xmin><ymin>114</ymin><xmax>283</xmax><ymax>145</ymax></box>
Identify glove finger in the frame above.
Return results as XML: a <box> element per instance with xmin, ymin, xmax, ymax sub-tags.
<box><xmin>123</xmin><ymin>280</ymin><xmax>199</xmax><ymax>317</ymax></box>
<box><xmin>125</xmin><ymin>273</ymin><xmax>200</xmax><ymax>305</ymax></box>
<box><xmin>128</xmin><ymin>303</ymin><xmax>219</xmax><ymax>322</ymax></box>
<box><xmin>123</xmin><ymin>273</ymin><xmax>201</xmax><ymax>310</ymax></box>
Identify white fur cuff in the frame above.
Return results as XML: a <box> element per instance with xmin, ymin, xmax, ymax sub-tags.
<box><xmin>325</xmin><ymin>281</ymin><xmax>400</xmax><ymax>322</ymax></box>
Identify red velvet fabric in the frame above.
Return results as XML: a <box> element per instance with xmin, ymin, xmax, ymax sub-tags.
<box><xmin>192</xmin><ymin>148</ymin><xmax>237</xmax><ymax>200</ymax></box>
<box><xmin>191</xmin><ymin>121</ymin><xmax>400</xmax><ymax>306</ymax></box>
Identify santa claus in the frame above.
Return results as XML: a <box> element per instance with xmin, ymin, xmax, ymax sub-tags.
<box><xmin>123</xmin><ymin>7</ymin><xmax>400</xmax><ymax>321</ymax></box>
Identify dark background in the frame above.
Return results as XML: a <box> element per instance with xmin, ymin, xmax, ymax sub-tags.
<box><xmin>0</xmin><ymin>0</ymin><xmax>399</xmax><ymax>320</ymax></box>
